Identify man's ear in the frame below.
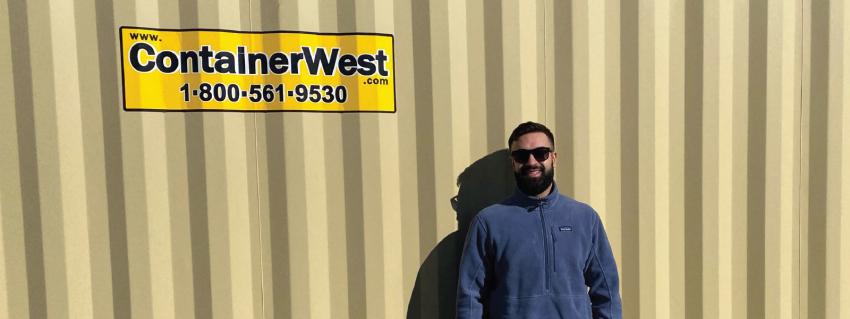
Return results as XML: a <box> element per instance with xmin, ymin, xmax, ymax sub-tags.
<box><xmin>551</xmin><ymin>151</ymin><xmax>558</xmax><ymax>166</ymax></box>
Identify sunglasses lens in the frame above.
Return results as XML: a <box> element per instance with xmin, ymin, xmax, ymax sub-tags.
<box><xmin>511</xmin><ymin>150</ymin><xmax>531</xmax><ymax>162</ymax></box>
<box><xmin>531</xmin><ymin>148</ymin><xmax>550</xmax><ymax>162</ymax></box>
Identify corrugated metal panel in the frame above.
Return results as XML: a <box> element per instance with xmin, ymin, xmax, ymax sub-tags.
<box><xmin>0</xmin><ymin>0</ymin><xmax>848</xmax><ymax>318</ymax></box>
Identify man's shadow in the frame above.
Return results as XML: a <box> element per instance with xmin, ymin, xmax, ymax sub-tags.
<box><xmin>407</xmin><ymin>149</ymin><xmax>516</xmax><ymax>319</ymax></box>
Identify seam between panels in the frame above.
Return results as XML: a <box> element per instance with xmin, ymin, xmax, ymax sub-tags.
<box><xmin>796</xmin><ymin>1</ymin><xmax>804</xmax><ymax>318</ymax></box>
<box><xmin>543</xmin><ymin>0</ymin><xmax>549</xmax><ymax>124</ymax></box>
<box><xmin>253</xmin><ymin>105</ymin><xmax>267</xmax><ymax>319</ymax></box>
<box><xmin>246</xmin><ymin>0</ymin><xmax>269</xmax><ymax>318</ymax></box>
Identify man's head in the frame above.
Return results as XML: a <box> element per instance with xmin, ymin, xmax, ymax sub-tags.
<box><xmin>508</xmin><ymin>122</ymin><xmax>556</xmax><ymax>197</ymax></box>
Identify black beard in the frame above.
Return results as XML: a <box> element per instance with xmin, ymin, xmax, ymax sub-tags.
<box><xmin>514</xmin><ymin>164</ymin><xmax>554</xmax><ymax>197</ymax></box>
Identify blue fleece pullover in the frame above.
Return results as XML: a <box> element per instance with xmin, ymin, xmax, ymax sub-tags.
<box><xmin>456</xmin><ymin>183</ymin><xmax>622</xmax><ymax>319</ymax></box>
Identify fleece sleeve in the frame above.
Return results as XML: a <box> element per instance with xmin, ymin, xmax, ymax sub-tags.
<box><xmin>456</xmin><ymin>215</ymin><xmax>489</xmax><ymax>319</ymax></box>
<box><xmin>584</xmin><ymin>213</ymin><xmax>623</xmax><ymax>319</ymax></box>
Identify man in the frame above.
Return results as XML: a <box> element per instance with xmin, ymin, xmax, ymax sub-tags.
<box><xmin>456</xmin><ymin>122</ymin><xmax>622</xmax><ymax>319</ymax></box>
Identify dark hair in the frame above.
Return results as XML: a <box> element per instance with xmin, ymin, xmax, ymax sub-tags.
<box><xmin>508</xmin><ymin>121</ymin><xmax>555</xmax><ymax>148</ymax></box>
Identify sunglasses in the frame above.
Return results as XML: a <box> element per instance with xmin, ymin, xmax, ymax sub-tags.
<box><xmin>510</xmin><ymin>147</ymin><xmax>553</xmax><ymax>163</ymax></box>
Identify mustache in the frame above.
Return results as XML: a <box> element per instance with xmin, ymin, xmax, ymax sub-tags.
<box><xmin>521</xmin><ymin>164</ymin><xmax>545</xmax><ymax>174</ymax></box>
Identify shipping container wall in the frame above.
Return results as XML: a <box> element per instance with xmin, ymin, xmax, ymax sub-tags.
<box><xmin>1</xmin><ymin>0</ymin><xmax>849</xmax><ymax>318</ymax></box>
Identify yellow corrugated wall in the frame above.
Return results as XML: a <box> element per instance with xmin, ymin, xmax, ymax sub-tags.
<box><xmin>0</xmin><ymin>0</ymin><xmax>848</xmax><ymax>318</ymax></box>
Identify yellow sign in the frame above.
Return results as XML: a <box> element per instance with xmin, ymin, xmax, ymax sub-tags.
<box><xmin>120</xmin><ymin>26</ymin><xmax>395</xmax><ymax>112</ymax></box>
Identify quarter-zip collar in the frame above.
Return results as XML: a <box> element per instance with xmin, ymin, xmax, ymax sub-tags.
<box><xmin>511</xmin><ymin>182</ymin><xmax>560</xmax><ymax>210</ymax></box>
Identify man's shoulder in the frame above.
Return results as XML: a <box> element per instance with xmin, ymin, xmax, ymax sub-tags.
<box><xmin>476</xmin><ymin>201</ymin><xmax>517</xmax><ymax>219</ymax></box>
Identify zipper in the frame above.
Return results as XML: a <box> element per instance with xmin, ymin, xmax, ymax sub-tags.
<box><xmin>539</xmin><ymin>202</ymin><xmax>551</xmax><ymax>291</ymax></box>
<box><xmin>551</xmin><ymin>228</ymin><xmax>557</xmax><ymax>273</ymax></box>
